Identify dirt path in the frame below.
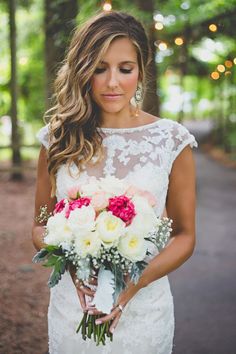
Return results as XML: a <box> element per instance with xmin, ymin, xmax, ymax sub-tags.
<box><xmin>0</xmin><ymin>171</ymin><xmax>49</xmax><ymax>354</ymax></box>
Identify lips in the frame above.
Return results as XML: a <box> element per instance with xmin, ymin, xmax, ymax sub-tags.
<box><xmin>101</xmin><ymin>93</ymin><xmax>123</xmax><ymax>100</ymax></box>
<box><xmin>102</xmin><ymin>94</ymin><xmax>123</xmax><ymax>97</ymax></box>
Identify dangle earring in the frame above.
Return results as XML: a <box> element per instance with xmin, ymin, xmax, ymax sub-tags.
<box><xmin>134</xmin><ymin>85</ymin><xmax>143</xmax><ymax>117</ymax></box>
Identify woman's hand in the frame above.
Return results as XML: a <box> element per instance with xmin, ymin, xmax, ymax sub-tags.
<box><xmin>69</xmin><ymin>266</ymin><xmax>97</xmax><ymax>312</ymax></box>
<box><xmin>86</xmin><ymin>279</ymin><xmax>142</xmax><ymax>333</ymax></box>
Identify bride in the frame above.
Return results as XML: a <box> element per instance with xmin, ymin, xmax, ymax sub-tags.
<box><xmin>32</xmin><ymin>10</ymin><xmax>197</xmax><ymax>354</ymax></box>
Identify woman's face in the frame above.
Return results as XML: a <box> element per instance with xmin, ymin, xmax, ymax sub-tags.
<box><xmin>91</xmin><ymin>37</ymin><xmax>140</xmax><ymax>114</ymax></box>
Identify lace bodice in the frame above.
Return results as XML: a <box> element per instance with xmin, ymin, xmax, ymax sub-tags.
<box><xmin>37</xmin><ymin>118</ymin><xmax>198</xmax><ymax>218</ymax></box>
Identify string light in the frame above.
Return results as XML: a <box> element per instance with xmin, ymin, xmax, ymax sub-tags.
<box><xmin>217</xmin><ymin>65</ymin><xmax>225</xmax><ymax>73</ymax></box>
<box><xmin>175</xmin><ymin>37</ymin><xmax>184</xmax><ymax>46</ymax></box>
<box><xmin>225</xmin><ymin>71</ymin><xmax>231</xmax><ymax>76</ymax></box>
<box><xmin>225</xmin><ymin>60</ymin><xmax>233</xmax><ymax>68</ymax></box>
<box><xmin>234</xmin><ymin>58</ymin><xmax>236</xmax><ymax>65</ymax></box>
<box><xmin>103</xmin><ymin>1</ymin><xmax>112</xmax><ymax>11</ymax></box>
<box><xmin>155</xmin><ymin>22</ymin><xmax>164</xmax><ymax>30</ymax></box>
<box><xmin>209</xmin><ymin>24</ymin><xmax>217</xmax><ymax>32</ymax></box>
<box><xmin>211</xmin><ymin>71</ymin><xmax>219</xmax><ymax>80</ymax></box>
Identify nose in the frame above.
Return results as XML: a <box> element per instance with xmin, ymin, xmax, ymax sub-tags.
<box><xmin>107</xmin><ymin>69</ymin><xmax>119</xmax><ymax>89</ymax></box>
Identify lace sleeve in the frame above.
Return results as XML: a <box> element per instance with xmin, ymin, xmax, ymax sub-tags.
<box><xmin>36</xmin><ymin>124</ymin><xmax>50</xmax><ymax>149</ymax></box>
<box><xmin>170</xmin><ymin>121</ymin><xmax>198</xmax><ymax>165</ymax></box>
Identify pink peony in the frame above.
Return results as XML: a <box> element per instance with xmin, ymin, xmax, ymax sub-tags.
<box><xmin>65</xmin><ymin>197</ymin><xmax>91</xmax><ymax>218</ymax></box>
<box><xmin>67</xmin><ymin>186</ymin><xmax>81</xmax><ymax>200</ymax></box>
<box><xmin>107</xmin><ymin>195</ymin><xmax>136</xmax><ymax>226</ymax></box>
<box><xmin>138</xmin><ymin>191</ymin><xmax>157</xmax><ymax>207</ymax></box>
<box><xmin>54</xmin><ymin>199</ymin><xmax>66</xmax><ymax>214</ymax></box>
<box><xmin>91</xmin><ymin>192</ymin><xmax>109</xmax><ymax>212</ymax></box>
<box><xmin>126</xmin><ymin>185</ymin><xmax>157</xmax><ymax>207</ymax></box>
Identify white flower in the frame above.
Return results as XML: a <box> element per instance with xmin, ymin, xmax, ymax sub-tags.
<box><xmin>74</xmin><ymin>231</ymin><xmax>101</xmax><ymax>257</ymax></box>
<box><xmin>99</xmin><ymin>176</ymin><xmax>128</xmax><ymax>196</ymax></box>
<box><xmin>96</xmin><ymin>211</ymin><xmax>125</xmax><ymax>248</ymax></box>
<box><xmin>67</xmin><ymin>205</ymin><xmax>96</xmax><ymax>235</ymax></box>
<box><xmin>131</xmin><ymin>195</ymin><xmax>158</xmax><ymax>235</ymax></box>
<box><xmin>80</xmin><ymin>176</ymin><xmax>101</xmax><ymax>196</ymax></box>
<box><xmin>118</xmin><ymin>228</ymin><xmax>147</xmax><ymax>262</ymax></box>
<box><xmin>44</xmin><ymin>212</ymin><xmax>73</xmax><ymax>247</ymax></box>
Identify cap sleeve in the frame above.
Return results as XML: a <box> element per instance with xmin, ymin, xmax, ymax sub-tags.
<box><xmin>36</xmin><ymin>124</ymin><xmax>50</xmax><ymax>149</ymax></box>
<box><xmin>169</xmin><ymin>121</ymin><xmax>198</xmax><ymax>165</ymax></box>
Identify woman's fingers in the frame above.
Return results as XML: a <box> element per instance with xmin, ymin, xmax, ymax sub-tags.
<box><xmin>109</xmin><ymin>311</ymin><xmax>122</xmax><ymax>333</ymax></box>
<box><xmin>76</xmin><ymin>288</ymin><xmax>87</xmax><ymax>312</ymax></box>
<box><xmin>79</xmin><ymin>285</ymin><xmax>95</xmax><ymax>297</ymax></box>
<box><xmin>88</xmin><ymin>276</ymin><xmax>98</xmax><ymax>286</ymax></box>
<box><xmin>95</xmin><ymin>306</ymin><xmax>121</xmax><ymax>325</ymax></box>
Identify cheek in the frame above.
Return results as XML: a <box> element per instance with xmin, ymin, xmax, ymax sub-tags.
<box><xmin>122</xmin><ymin>72</ymin><xmax>139</xmax><ymax>92</ymax></box>
<box><xmin>91</xmin><ymin>76</ymin><xmax>104</xmax><ymax>97</ymax></box>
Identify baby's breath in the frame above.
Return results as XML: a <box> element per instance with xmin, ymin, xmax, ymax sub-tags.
<box><xmin>35</xmin><ymin>205</ymin><xmax>52</xmax><ymax>223</ymax></box>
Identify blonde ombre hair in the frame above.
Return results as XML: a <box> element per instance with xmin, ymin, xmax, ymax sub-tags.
<box><xmin>46</xmin><ymin>11</ymin><xmax>151</xmax><ymax>196</ymax></box>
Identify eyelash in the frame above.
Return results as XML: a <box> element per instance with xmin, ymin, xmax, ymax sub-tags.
<box><xmin>94</xmin><ymin>68</ymin><xmax>133</xmax><ymax>74</ymax></box>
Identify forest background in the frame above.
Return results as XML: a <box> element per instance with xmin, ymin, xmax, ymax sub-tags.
<box><xmin>1</xmin><ymin>0</ymin><xmax>236</xmax><ymax>177</ymax></box>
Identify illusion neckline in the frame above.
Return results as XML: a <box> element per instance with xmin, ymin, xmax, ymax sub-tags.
<box><xmin>97</xmin><ymin>118</ymin><xmax>168</xmax><ymax>134</ymax></box>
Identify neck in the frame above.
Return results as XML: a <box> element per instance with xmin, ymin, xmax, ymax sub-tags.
<box><xmin>99</xmin><ymin>104</ymin><xmax>138</xmax><ymax>129</ymax></box>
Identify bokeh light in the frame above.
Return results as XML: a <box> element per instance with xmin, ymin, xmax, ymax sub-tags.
<box><xmin>209</xmin><ymin>24</ymin><xmax>217</xmax><ymax>32</ymax></box>
<box><xmin>158</xmin><ymin>42</ymin><xmax>168</xmax><ymax>51</ymax></box>
<box><xmin>175</xmin><ymin>37</ymin><xmax>184</xmax><ymax>46</ymax></box>
<box><xmin>217</xmin><ymin>64</ymin><xmax>225</xmax><ymax>73</ymax></box>
<box><xmin>155</xmin><ymin>22</ymin><xmax>164</xmax><ymax>30</ymax></box>
<box><xmin>211</xmin><ymin>71</ymin><xmax>220</xmax><ymax>80</ymax></box>
<box><xmin>225</xmin><ymin>60</ymin><xmax>233</xmax><ymax>68</ymax></box>
<box><xmin>103</xmin><ymin>1</ymin><xmax>112</xmax><ymax>11</ymax></box>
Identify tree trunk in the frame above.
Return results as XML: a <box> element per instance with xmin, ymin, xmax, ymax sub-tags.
<box><xmin>44</xmin><ymin>0</ymin><xmax>78</xmax><ymax>108</ymax></box>
<box><xmin>9</xmin><ymin>0</ymin><xmax>22</xmax><ymax>180</ymax></box>
<box><xmin>135</xmin><ymin>0</ymin><xmax>160</xmax><ymax>116</ymax></box>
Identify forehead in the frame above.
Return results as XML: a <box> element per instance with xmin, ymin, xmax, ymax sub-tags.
<box><xmin>102</xmin><ymin>37</ymin><xmax>138</xmax><ymax>62</ymax></box>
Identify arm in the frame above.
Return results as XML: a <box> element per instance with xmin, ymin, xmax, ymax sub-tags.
<box><xmin>32</xmin><ymin>146</ymin><xmax>57</xmax><ymax>251</ymax></box>
<box><xmin>137</xmin><ymin>144</ymin><xmax>196</xmax><ymax>288</ymax></box>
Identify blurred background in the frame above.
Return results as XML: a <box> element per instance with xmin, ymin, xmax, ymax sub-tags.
<box><xmin>0</xmin><ymin>1</ymin><xmax>235</xmax><ymax>353</ymax></box>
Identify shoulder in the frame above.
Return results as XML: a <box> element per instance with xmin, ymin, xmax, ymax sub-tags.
<box><xmin>36</xmin><ymin>123</ymin><xmax>50</xmax><ymax>150</ymax></box>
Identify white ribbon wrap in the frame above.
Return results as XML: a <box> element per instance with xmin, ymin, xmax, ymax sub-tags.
<box><xmin>91</xmin><ymin>267</ymin><xmax>115</xmax><ymax>314</ymax></box>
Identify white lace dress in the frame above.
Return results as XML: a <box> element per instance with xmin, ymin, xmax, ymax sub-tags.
<box><xmin>37</xmin><ymin>118</ymin><xmax>198</xmax><ymax>354</ymax></box>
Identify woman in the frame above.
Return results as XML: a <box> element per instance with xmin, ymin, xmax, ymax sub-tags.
<box><xmin>32</xmin><ymin>10</ymin><xmax>197</xmax><ymax>354</ymax></box>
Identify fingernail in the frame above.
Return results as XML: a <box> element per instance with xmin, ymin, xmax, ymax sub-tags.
<box><xmin>95</xmin><ymin>320</ymin><xmax>102</xmax><ymax>325</ymax></box>
<box><xmin>110</xmin><ymin>328</ymin><xmax>114</xmax><ymax>333</ymax></box>
<box><xmin>88</xmin><ymin>310</ymin><xmax>93</xmax><ymax>315</ymax></box>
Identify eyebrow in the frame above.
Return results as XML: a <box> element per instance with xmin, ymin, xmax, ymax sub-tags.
<box><xmin>100</xmin><ymin>60</ymin><xmax>137</xmax><ymax>65</ymax></box>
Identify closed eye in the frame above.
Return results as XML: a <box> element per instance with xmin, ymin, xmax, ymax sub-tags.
<box><xmin>94</xmin><ymin>68</ymin><xmax>133</xmax><ymax>74</ymax></box>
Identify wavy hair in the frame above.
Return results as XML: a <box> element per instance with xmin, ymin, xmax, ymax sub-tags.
<box><xmin>46</xmin><ymin>10</ymin><xmax>151</xmax><ymax>196</ymax></box>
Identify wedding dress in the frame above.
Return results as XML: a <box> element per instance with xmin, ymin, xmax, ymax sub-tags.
<box><xmin>37</xmin><ymin>118</ymin><xmax>197</xmax><ymax>354</ymax></box>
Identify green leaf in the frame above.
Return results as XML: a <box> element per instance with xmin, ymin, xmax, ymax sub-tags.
<box><xmin>47</xmin><ymin>257</ymin><xmax>66</xmax><ymax>288</ymax></box>
<box><xmin>43</xmin><ymin>254</ymin><xmax>60</xmax><ymax>267</ymax></box>
<box><xmin>32</xmin><ymin>248</ymin><xmax>49</xmax><ymax>263</ymax></box>
<box><xmin>45</xmin><ymin>245</ymin><xmax>60</xmax><ymax>252</ymax></box>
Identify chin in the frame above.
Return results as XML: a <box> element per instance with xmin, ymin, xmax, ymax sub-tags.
<box><xmin>101</xmin><ymin>104</ymin><xmax>125</xmax><ymax>114</ymax></box>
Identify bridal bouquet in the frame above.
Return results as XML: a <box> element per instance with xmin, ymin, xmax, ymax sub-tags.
<box><xmin>33</xmin><ymin>176</ymin><xmax>172</xmax><ymax>345</ymax></box>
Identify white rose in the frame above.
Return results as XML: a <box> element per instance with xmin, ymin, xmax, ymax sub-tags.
<box><xmin>44</xmin><ymin>212</ymin><xmax>73</xmax><ymax>247</ymax></box>
<box><xmin>96</xmin><ymin>211</ymin><xmax>125</xmax><ymax>248</ymax></box>
<box><xmin>118</xmin><ymin>228</ymin><xmax>147</xmax><ymax>262</ymax></box>
<box><xmin>80</xmin><ymin>176</ymin><xmax>101</xmax><ymax>197</ymax></box>
<box><xmin>67</xmin><ymin>205</ymin><xmax>96</xmax><ymax>235</ymax></box>
<box><xmin>74</xmin><ymin>231</ymin><xmax>101</xmax><ymax>257</ymax></box>
<box><xmin>99</xmin><ymin>176</ymin><xmax>128</xmax><ymax>197</ymax></box>
<box><xmin>131</xmin><ymin>195</ymin><xmax>158</xmax><ymax>235</ymax></box>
